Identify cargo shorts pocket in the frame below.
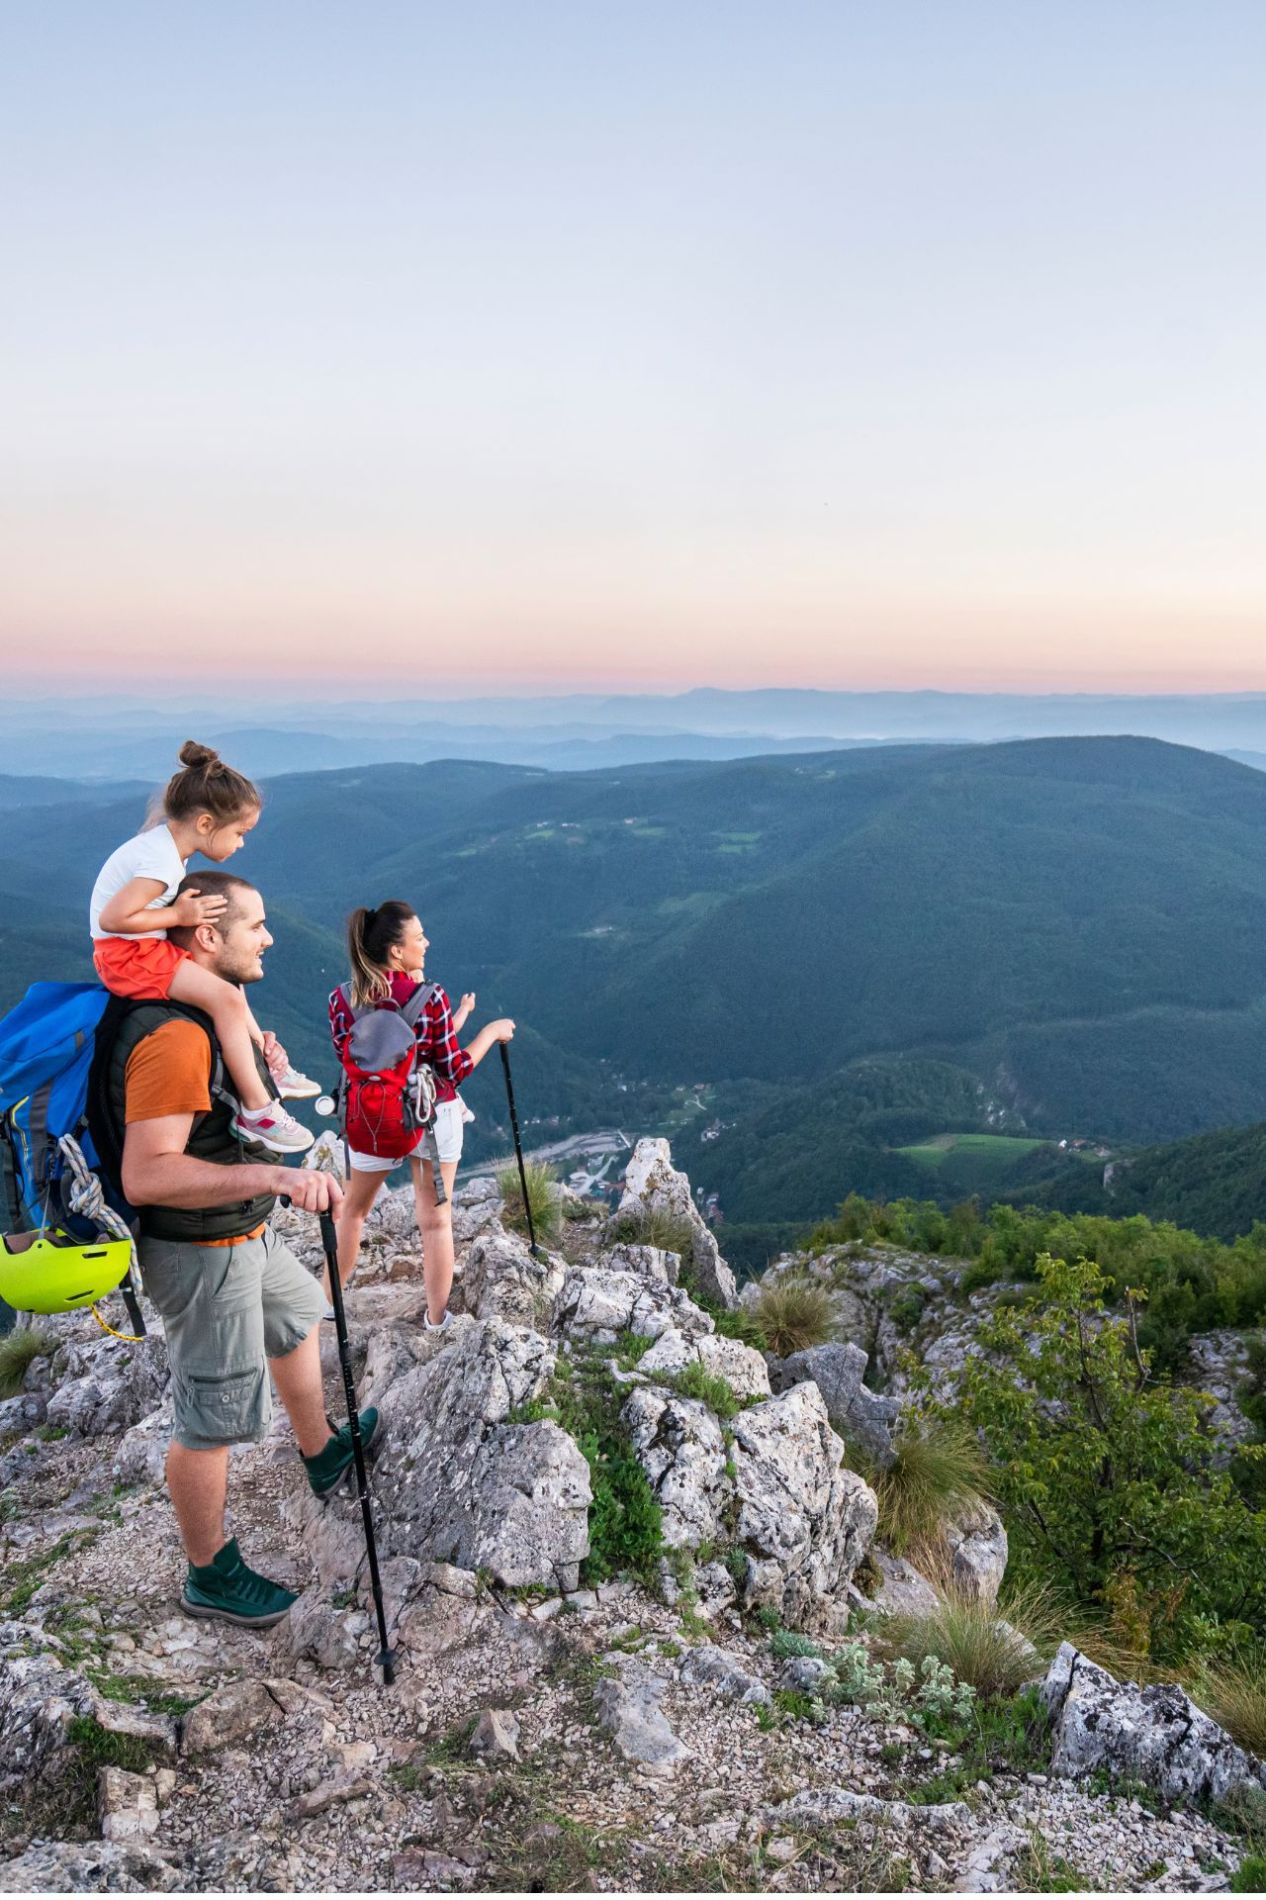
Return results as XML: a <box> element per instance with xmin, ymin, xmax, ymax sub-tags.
<box><xmin>178</xmin><ymin>1364</ymin><xmax>269</xmax><ymax>1449</ymax></box>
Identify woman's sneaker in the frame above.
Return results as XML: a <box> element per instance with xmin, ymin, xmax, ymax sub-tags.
<box><xmin>181</xmin><ymin>1537</ymin><xmax>296</xmax><ymax>1628</ymax></box>
<box><xmin>277</xmin><ymin>1067</ymin><xmax>322</xmax><ymax>1100</ymax></box>
<box><xmin>303</xmin><ymin>1407</ymin><xmax>381</xmax><ymax>1498</ymax></box>
<box><xmin>231</xmin><ymin>1104</ymin><xmax>315</xmax><ymax>1153</ymax></box>
<box><xmin>424</xmin><ymin>1308</ymin><xmax>452</xmax><ymax>1333</ymax></box>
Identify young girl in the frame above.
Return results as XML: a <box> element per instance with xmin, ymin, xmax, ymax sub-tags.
<box><xmin>89</xmin><ymin>741</ymin><xmax>315</xmax><ymax>1155</ymax></box>
<box><xmin>328</xmin><ymin>900</ymin><xmax>514</xmax><ymax>1327</ymax></box>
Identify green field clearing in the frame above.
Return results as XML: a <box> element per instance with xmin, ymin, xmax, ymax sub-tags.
<box><xmin>898</xmin><ymin>1132</ymin><xmax>1045</xmax><ymax>1194</ymax></box>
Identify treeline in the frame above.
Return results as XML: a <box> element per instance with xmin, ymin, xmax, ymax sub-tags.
<box><xmin>810</xmin><ymin>1194</ymin><xmax>1266</xmax><ymax>1372</ymax></box>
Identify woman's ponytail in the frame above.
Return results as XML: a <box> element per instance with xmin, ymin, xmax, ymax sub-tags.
<box><xmin>347</xmin><ymin>900</ymin><xmax>414</xmax><ymax>1007</ymax></box>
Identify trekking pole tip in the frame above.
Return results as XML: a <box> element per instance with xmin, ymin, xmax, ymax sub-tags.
<box><xmin>379</xmin><ymin>1647</ymin><xmax>398</xmax><ymax>1686</ymax></box>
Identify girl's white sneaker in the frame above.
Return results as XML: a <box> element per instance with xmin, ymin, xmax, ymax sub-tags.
<box><xmin>277</xmin><ymin>1067</ymin><xmax>322</xmax><ymax>1099</ymax></box>
<box><xmin>232</xmin><ymin>1104</ymin><xmax>315</xmax><ymax>1153</ymax></box>
<box><xmin>424</xmin><ymin>1308</ymin><xmax>452</xmax><ymax>1333</ymax></box>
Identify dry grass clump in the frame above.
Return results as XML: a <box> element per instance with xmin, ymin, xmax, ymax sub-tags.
<box><xmin>0</xmin><ymin>1323</ymin><xmax>60</xmax><ymax>1399</ymax></box>
<box><xmin>608</xmin><ymin>1206</ymin><xmax>698</xmax><ymax>1259</ymax></box>
<box><xmin>1197</xmin><ymin>1654</ymin><xmax>1266</xmax><ymax>1759</ymax></box>
<box><xmin>877</xmin><ymin>1579</ymin><xmax>1149</xmax><ymax>1699</ymax></box>
<box><xmin>867</xmin><ymin>1416</ymin><xmax>990</xmax><ymax>1558</ymax></box>
<box><xmin>750</xmin><ymin>1278</ymin><xmax>835</xmax><ymax>1357</ymax></box>
<box><xmin>497</xmin><ymin>1160</ymin><xmax>562</xmax><ymax>1247</ymax></box>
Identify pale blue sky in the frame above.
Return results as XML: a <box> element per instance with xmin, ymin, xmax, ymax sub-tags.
<box><xmin>3</xmin><ymin>2</ymin><xmax>1264</xmax><ymax>690</ymax></box>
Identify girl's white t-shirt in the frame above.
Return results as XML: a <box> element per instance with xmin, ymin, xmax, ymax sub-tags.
<box><xmin>89</xmin><ymin>827</ymin><xmax>188</xmax><ymax>940</ymax></box>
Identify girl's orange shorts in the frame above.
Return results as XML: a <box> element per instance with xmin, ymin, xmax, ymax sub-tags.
<box><xmin>92</xmin><ymin>936</ymin><xmax>189</xmax><ymax>1001</ymax></box>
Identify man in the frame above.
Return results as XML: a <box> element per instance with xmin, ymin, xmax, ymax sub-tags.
<box><xmin>116</xmin><ymin>869</ymin><xmax>378</xmax><ymax>1627</ymax></box>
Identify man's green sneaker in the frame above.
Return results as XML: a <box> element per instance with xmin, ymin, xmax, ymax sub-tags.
<box><xmin>181</xmin><ymin>1537</ymin><xmax>297</xmax><ymax>1628</ymax></box>
<box><xmin>303</xmin><ymin>1406</ymin><xmax>381</xmax><ymax>1498</ymax></box>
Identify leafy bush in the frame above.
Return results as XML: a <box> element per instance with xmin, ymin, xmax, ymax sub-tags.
<box><xmin>810</xmin><ymin>1193</ymin><xmax>1266</xmax><ymax>1371</ymax></box>
<box><xmin>0</xmin><ymin>1324</ymin><xmax>60</xmax><ymax>1400</ymax></box>
<box><xmin>751</xmin><ymin>1278</ymin><xmax>834</xmax><ymax>1357</ymax></box>
<box><xmin>831</xmin><ymin>1642</ymin><xmax>976</xmax><ymax>1731</ymax></box>
<box><xmin>863</xmin><ymin>1416</ymin><xmax>990</xmax><ymax>1559</ymax></box>
<box><xmin>497</xmin><ymin>1160</ymin><xmax>562</xmax><ymax>1246</ymax></box>
<box><xmin>949</xmin><ymin>1254</ymin><xmax>1266</xmax><ymax>1663</ymax></box>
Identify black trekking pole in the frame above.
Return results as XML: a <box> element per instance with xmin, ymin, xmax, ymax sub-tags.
<box><xmin>317</xmin><ymin>1208</ymin><xmax>396</xmax><ymax>1686</ymax></box>
<box><xmin>499</xmin><ymin>1042</ymin><xmax>539</xmax><ymax>1257</ymax></box>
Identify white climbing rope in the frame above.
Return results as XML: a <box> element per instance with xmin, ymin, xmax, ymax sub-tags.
<box><xmin>56</xmin><ymin>1133</ymin><xmax>143</xmax><ymax>1287</ymax></box>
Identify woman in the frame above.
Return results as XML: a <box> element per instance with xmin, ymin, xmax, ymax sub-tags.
<box><xmin>328</xmin><ymin>900</ymin><xmax>514</xmax><ymax>1328</ymax></box>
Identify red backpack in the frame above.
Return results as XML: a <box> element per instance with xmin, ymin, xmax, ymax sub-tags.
<box><xmin>332</xmin><ymin>981</ymin><xmax>440</xmax><ymax>1163</ymax></box>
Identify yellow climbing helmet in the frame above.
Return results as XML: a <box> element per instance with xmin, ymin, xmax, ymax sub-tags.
<box><xmin>0</xmin><ymin>1227</ymin><xmax>133</xmax><ymax>1315</ymax></box>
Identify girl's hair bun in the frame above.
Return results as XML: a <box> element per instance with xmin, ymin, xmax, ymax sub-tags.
<box><xmin>178</xmin><ymin>740</ymin><xmax>220</xmax><ymax>770</ymax></box>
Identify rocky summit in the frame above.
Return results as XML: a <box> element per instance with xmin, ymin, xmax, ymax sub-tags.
<box><xmin>0</xmin><ymin>1137</ymin><xmax>1263</xmax><ymax>1893</ymax></box>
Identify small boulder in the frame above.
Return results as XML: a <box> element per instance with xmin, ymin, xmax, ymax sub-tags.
<box><xmin>470</xmin><ymin>1707</ymin><xmax>520</xmax><ymax>1762</ymax></box>
<box><xmin>943</xmin><ymin>1502</ymin><xmax>1007</xmax><ymax>1610</ymax></box>
<box><xmin>1043</xmin><ymin>1643</ymin><xmax>1266</xmax><ymax>1805</ymax></box>
<box><xmin>768</xmin><ymin>1341</ymin><xmax>899</xmax><ymax>1468</ymax></box>
<box><xmin>595</xmin><ymin>1673</ymin><xmax>691</xmax><ymax>1777</ymax></box>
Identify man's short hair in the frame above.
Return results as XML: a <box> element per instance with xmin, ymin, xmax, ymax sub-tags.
<box><xmin>168</xmin><ymin>871</ymin><xmax>259</xmax><ymax>948</ymax></box>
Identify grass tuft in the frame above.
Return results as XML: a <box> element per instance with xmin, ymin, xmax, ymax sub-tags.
<box><xmin>864</xmin><ymin>1416</ymin><xmax>989</xmax><ymax>1557</ymax></box>
<box><xmin>750</xmin><ymin>1279</ymin><xmax>834</xmax><ymax>1357</ymax></box>
<box><xmin>1198</xmin><ymin>1653</ymin><xmax>1266</xmax><ymax>1759</ymax></box>
<box><xmin>497</xmin><ymin>1160</ymin><xmax>562</xmax><ymax>1246</ymax></box>
<box><xmin>608</xmin><ymin>1206</ymin><xmax>698</xmax><ymax>1259</ymax></box>
<box><xmin>0</xmin><ymin>1324</ymin><xmax>60</xmax><ymax>1400</ymax></box>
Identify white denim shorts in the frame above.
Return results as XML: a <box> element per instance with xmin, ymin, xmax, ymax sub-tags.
<box><xmin>347</xmin><ymin>1097</ymin><xmax>465</xmax><ymax>1173</ymax></box>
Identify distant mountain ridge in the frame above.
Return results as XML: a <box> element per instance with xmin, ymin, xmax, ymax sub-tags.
<box><xmin>4</xmin><ymin>735</ymin><xmax>1266</xmax><ymax>1209</ymax></box>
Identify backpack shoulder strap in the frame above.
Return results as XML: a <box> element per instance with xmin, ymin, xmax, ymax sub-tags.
<box><xmin>336</xmin><ymin>981</ymin><xmax>380</xmax><ymax>1024</ymax></box>
<box><xmin>400</xmin><ymin>982</ymin><xmax>440</xmax><ymax>1031</ymax></box>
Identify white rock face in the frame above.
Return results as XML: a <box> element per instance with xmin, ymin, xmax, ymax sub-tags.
<box><xmin>1043</xmin><ymin>1643</ymin><xmax>1266</xmax><ymax>1805</ymax></box>
<box><xmin>768</xmin><ymin>1341</ymin><xmax>899</xmax><ymax>1466</ymax></box>
<box><xmin>618</xmin><ymin>1137</ymin><xmax>738</xmax><ymax>1310</ymax></box>
<box><xmin>552</xmin><ymin>1267</ymin><xmax>714</xmax><ymax>1346</ymax></box>
<box><xmin>603</xmin><ymin>1242</ymin><xmax>680</xmax><ymax>1287</ymax></box>
<box><xmin>112</xmin><ymin>1401</ymin><xmax>173</xmax><ymax>1488</ymax></box>
<box><xmin>638</xmin><ymin>1327</ymin><xmax>772</xmax><ymax>1401</ymax></box>
<box><xmin>621</xmin><ymin>1386</ymin><xmax>729</xmax><ymax>1549</ymax></box>
<box><xmin>943</xmin><ymin>1502</ymin><xmax>1008</xmax><ymax>1610</ymax></box>
<box><xmin>0</xmin><ymin>1622</ymin><xmax>175</xmax><ymax>1794</ymax></box>
<box><xmin>730</xmin><ymin>1383</ymin><xmax>878</xmax><ymax>1630</ymax></box>
<box><xmin>459</xmin><ymin>1226</ymin><xmax>567</xmax><ymax>1327</ymax></box>
<box><xmin>46</xmin><ymin>1333</ymin><xmax>169</xmax><ymax>1438</ymax></box>
<box><xmin>326</xmin><ymin>1318</ymin><xmax>592</xmax><ymax>1593</ymax></box>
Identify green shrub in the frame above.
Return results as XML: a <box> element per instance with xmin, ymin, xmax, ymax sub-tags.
<box><xmin>864</xmin><ymin>1416</ymin><xmax>990</xmax><ymax>1559</ymax></box>
<box><xmin>1232</xmin><ymin>1856</ymin><xmax>1266</xmax><ymax>1894</ymax></box>
<box><xmin>0</xmin><ymin>1324</ymin><xmax>60</xmax><ymax>1400</ymax></box>
<box><xmin>542</xmin><ymin>1351</ymin><xmax>662</xmax><ymax>1585</ymax></box>
<box><xmin>497</xmin><ymin>1160</ymin><xmax>562</xmax><ymax>1246</ymax></box>
<box><xmin>750</xmin><ymin>1278</ymin><xmax>834</xmax><ymax>1357</ymax></box>
<box><xmin>949</xmin><ymin>1254</ymin><xmax>1266</xmax><ymax>1663</ymax></box>
<box><xmin>667</xmin><ymin>1362</ymin><xmax>743</xmax><ymax>1421</ymax></box>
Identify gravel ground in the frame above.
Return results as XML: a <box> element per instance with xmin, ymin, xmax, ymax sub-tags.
<box><xmin>0</xmin><ymin>1243</ymin><xmax>1261</xmax><ymax>1893</ymax></box>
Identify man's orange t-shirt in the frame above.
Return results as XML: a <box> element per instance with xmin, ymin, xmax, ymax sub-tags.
<box><xmin>123</xmin><ymin>1018</ymin><xmax>267</xmax><ymax>1246</ymax></box>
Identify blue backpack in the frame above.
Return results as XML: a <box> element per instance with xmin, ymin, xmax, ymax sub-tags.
<box><xmin>0</xmin><ymin>983</ymin><xmax>114</xmax><ymax>1237</ymax></box>
<box><xmin>0</xmin><ymin>982</ymin><xmax>147</xmax><ymax>1333</ymax></box>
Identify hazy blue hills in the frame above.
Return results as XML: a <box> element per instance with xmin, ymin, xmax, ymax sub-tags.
<box><xmin>4</xmin><ymin>735</ymin><xmax>1266</xmax><ymax>1209</ymax></box>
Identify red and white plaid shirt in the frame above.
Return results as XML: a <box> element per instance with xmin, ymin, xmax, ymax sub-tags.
<box><xmin>328</xmin><ymin>971</ymin><xmax>473</xmax><ymax>1104</ymax></box>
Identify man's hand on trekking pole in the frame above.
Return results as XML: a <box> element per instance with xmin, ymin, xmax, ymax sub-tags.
<box><xmin>273</xmin><ymin>1166</ymin><xmax>344</xmax><ymax>1214</ymax></box>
